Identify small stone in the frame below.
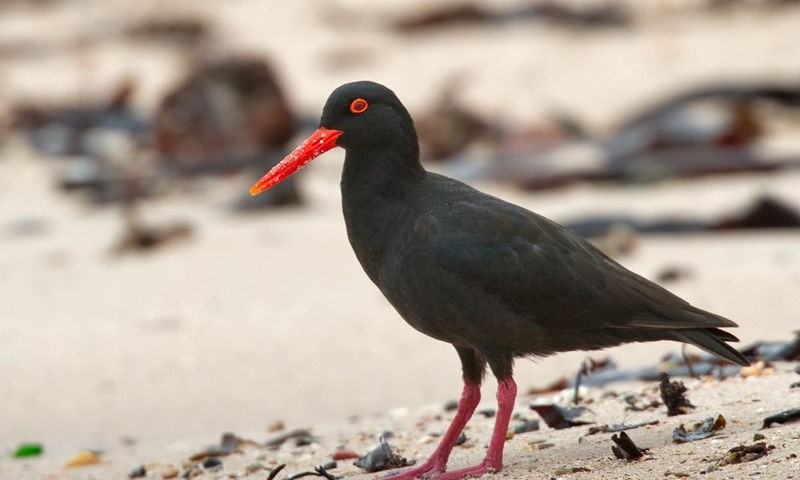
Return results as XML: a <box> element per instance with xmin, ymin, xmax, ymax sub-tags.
<box><xmin>332</xmin><ymin>449</ymin><xmax>360</xmax><ymax>461</ymax></box>
<box><xmin>753</xmin><ymin>433</ymin><xmax>766</xmax><ymax>441</ymax></box>
<box><xmin>664</xmin><ymin>471</ymin><xmax>690</xmax><ymax>478</ymax></box>
<box><xmin>418</xmin><ymin>434</ymin><xmax>438</xmax><ymax>444</ymax></box>
<box><xmin>443</xmin><ymin>399</ymin><xmax>459</xmax><ymax>411</ymax></box>
<box><xmin>183</xmin><ymin>466</ymin><xmax>203</xmax><ymax>478</ymax></box>
<box><xmin>202</xmin><ymin>457</ymin><xmax>222</xmax><ymax>470</ymax></box>
<box><xmin>162</xmin><ymin>466</ymin><xmax>180</xmax><ymax>479</ymax></box>
<box><xmin>268</xmin><ymin>421</ymin><xmax>285</xmax><ymax>432</ymax></box>
<box><xmin>128</xmin><ymin>465</ymin><xmax>147</xmax><ymax>478</ymax></box>
<box><xmin>64</xmin><ymin>450</ymin><xmax>102</xmax><ymax>468</ymax></box>
<box><xmin>524</xmin><ymin>440</ymin><xmax>555</xmax><ymax>452</ymax></box>
<box><xmin>513</xmin><ymin>419</ymin><xmax>540</xmax><ymax>434</ymax></box>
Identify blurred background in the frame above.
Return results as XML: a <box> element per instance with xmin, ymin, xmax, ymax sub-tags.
<box><xmin>1</xmin><ymin>0</ymin><xmax>799</xmax><ymax>456</ymax></box>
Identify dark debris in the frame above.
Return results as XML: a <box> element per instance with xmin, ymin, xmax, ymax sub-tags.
<box><xmin>761</xmin><ymin>407</ymin><xmax>800</xmax><ymax>428</ymax></box>
<box><xmin>740</xmin><ymin>332</ymin><xmax>800</xmax><ymax>362</ymax></box>
<box><xmin>265</xmin><ymin>429</ymin><xmax>317</xmax><ymax>451</ymax></box>
<box><xmin>611</xmin><ymin>431</ymin><xmax>648</xmax><ymax>460</ymax></box>
<box><xmin>585</xmin><ymin>420</ymin><xmax>660</xmax><ymax>436</ymax></box>
<box><xmin>715</xmin><ymin>196</ymin><xmax>800</xmax><ymax>230</ymax></box>
<box><xmin>443</xmin><ymin>399</ymin><xmax>459</xmax><ymax>411</ymax></box>
<box><xmin>529</xmin><ymin>404</ymin><xmax>593</xmax><ymax>430</ymax></box>
<box><xmin>189</xmin><ymin>432</ymin><xmax>256</xmax><ymax>461</ymax></box>
<box><xmin>154</xmin><ymin>56</ymin><xmax>296</xmax><ymax>173</ymax></box>
<box><xmin>392</xmin><ymin>2</ymin><xmax>631</xmax><ymax>33</ymax></box>
<box><xmin>513</xmin><ymin>418</ymin><xmax>541</xmax><ymax>434</ymax></box>
<box><xmin>659</xmin><ymin>373</ymin><xmax>695</xmax><ymax>416</ymax></box>
<box><xmin>672</xmin><ymin>415</ymin><xmax>727</xmax><ymax>443</ymax></box>
<box><xmin>287</xmin><ymin>462</ymin><xmax>337</xmax><ymax>480</ymax></box>
<box><xmin>112</xmin><ymin>216</ymin><xmax>193</xmax><ymax>254</ymax></box>
<box><xmin>717</xmin><ymin>442</ymin><xmax>773</xmax><ymax>466</ymax></box>
<box><xmin>267</xmin><ymin>464</ymin><xmax>287</xmax><ymax>480</ymax></box>
<box><xmin>477</xmin><ymin>408</ymin><xmax>496</xmax><ymax>418</ymax></box>
<box><xmin>266</xmin><ymin>462</ymin><xmax>338</xmax><ymax>480</ymax></box>
<box><xmin>125</xmin><ymin>17</ymin><xmax>209</xmax><ymax>45</ymax></box>
<box><xmin>201</xmin><ymin>457</ymin><xmax>222</xmax><ymax>471</ymax></box>
<box><xmin>623</xmin><ymin>392</ymin><xmax>661</xmax><ymax>412</ymax></box>
<box><xmin>353</xmin><ymin>436</ymin><xmax>414</xmax><ymax>473</ymax></box>
<box><xmin>553</xmin><ymin>466</ymin><xmax>592</xmax><ymax>475</ymax></box>
<box><xmin>128</xmin><ymin>465</ymin><xmax>146</xmax><ymax>478</ymax></box>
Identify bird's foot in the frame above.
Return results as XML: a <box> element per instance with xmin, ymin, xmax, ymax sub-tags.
<box><xmin>426</xmin><ymin>460</ymin><xmax>500</xmax><ymax>480</ymax></box>
<box><xmin>384</xmin><ymin>460</ymin><xmax>500</xmax><ymax>480</ymax></box>
<box><xmin>382</xmin><ymin>460</ymin><xmax>445</xmax><ymax>480</ymax></box>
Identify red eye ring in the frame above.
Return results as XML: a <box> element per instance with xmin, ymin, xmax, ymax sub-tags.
<box><xmin>350</xmin><ymin>98</ymin><xmax>368</xmax><ymax>114</ymax></box>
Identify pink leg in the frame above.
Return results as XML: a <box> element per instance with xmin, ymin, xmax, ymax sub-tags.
<box><xmin>386</xmin><ymin>377</ymin><xmax>517</xmax><ymax>480</ymax></box>
<box><xmin>385</xmin><ymin>382</ymin><xmax>481</xmax><ymax>479</ymax></box>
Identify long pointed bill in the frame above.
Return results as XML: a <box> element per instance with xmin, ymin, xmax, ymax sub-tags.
<box><xmin>249</xmin><ymin>127</ymin><xmax>344</xmax><ymax>196</ymax></box>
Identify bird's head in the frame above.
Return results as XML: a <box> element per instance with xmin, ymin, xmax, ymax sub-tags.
<box><xmin>250</xmin><ymin>81</ymin><xmax>417</xmax><ymax>196</ymax></box>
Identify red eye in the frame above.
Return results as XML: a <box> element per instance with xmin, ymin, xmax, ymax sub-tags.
<box><xmin>350</xmin><ymin>98</ymin><xmax>368</xmax><ymax>114</ymax></box>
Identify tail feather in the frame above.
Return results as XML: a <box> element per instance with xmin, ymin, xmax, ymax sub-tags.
<box><xmin>674</xmin><ymin>328</ymin><xmax>749</xmax><ymax>366</ymax></box>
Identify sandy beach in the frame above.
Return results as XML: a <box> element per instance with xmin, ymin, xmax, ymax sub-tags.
<box><xmin>2</xmin><ymin>1</ymin><xmax>800</xmax><ymax>479</ymax></box>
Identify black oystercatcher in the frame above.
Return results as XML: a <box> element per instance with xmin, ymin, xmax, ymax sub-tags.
<box><xmin>250</xmin><ymin>81</ymin><xmax>748</xmax><ymax>479</ymax></box>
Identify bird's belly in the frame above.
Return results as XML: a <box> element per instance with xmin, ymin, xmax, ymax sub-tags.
<box><xmin>375</xmin><ymin>256</ymin><xmax>546</xmax><ymax>353</ymax></box>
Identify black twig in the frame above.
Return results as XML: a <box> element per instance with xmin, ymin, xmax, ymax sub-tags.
<box><xmin>267</xmin><ymin>464</ymin><xmax>287</xmax><ymax>480</ymax></box>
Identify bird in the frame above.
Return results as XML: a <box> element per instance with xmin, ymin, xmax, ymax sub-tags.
<box><xmin>249</xmin><ymin>81</ymin><xmax>749</xmax><ymax>479</ymax></box>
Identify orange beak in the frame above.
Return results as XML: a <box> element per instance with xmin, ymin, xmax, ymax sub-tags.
<box><xmin>249</xmin><ymin>127</ymin><xmax>344</xmax><ymax>196</ymax></box>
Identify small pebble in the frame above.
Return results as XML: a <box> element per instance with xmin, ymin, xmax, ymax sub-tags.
<box><xmin>332</xmin><ymin>449</ymin><xmax>360</xmax><ymax>461</ymax></box>
<box><xmin>477</xmin><ymin>408</ymin><xmax>496</xmax><ymax>418</ymax></box>
<box><xmin>268</xmin><ymin>421</ymin><xmax>285</xmax><ymax>432</ymax></box>
<box><xmin>753</xmin><ymin>433</ymin><xmax>766</xmax><ymax>441</ymax></box>
<box><xmin>161</xmin><ymin>466</ymin><xmax>179</xmax><ymax>479</ymax></box>
<box><xmin>183</xmin><ymin>466</ymin><xmax>203</xmax><ymax>478</ymax></box>
<box><xmin>202</xmin><ymin>457</ymin><xmax>222</xmax><ymax>470</ymax></box>
<box><xmin>514</xmin><ymin>419</ymin><xmax>540</xmax><ymax>434</ymax></box>
<box><xmin>128</xmin><ymin>465</ymin><xmax>146</xmax><ymax>478</ymax></box>
<box><xmin>419</xmin><ymin>434</ymin><xmax>438</xmax><ymax>444</ymax></box>
<box><xmin>443</xmin><ymin>400</ymin><xmax>459</xmax><ymax>411</ymax></box>
<box><xmin>64</xmin><ymin>450</ymin><xmax>102</xmax><ymax>468</ymax></box>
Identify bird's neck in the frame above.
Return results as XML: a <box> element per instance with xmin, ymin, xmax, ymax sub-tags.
<box><xmin>340</xmin><ymin>142</ymin><xmax>426</xmax><ymax>199</ymax></box>
<box><xmin>340</xmin><ymin>147</ymin><xmax>426</xmax><ymax>285</ymax></box>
